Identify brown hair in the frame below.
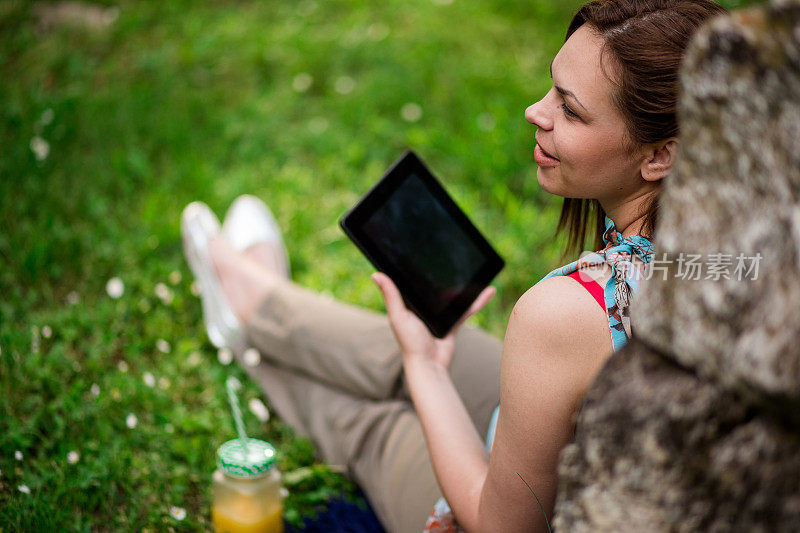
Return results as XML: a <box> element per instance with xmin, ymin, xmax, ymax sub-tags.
<box><xmin>555</xmin><ymin>0</ymin><xmax>727</xmax><ymax>259</ymax></box>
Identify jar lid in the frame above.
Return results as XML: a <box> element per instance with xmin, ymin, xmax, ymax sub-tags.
<box><xmin>216</xmin><ymin>438</ymin><xmax>276</xmax><ymax>478</ymax></box>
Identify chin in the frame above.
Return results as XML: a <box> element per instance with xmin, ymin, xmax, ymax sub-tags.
<box><xmin>536</xmin><ymin>166</ymin><xmax>561</xmax><ymax>195</ymax></box>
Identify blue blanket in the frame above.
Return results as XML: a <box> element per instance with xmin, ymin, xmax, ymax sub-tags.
<box><xmin>285</xmin><ymin>490</ymin><xmax>386</xmax><ymax>533</ymax></box>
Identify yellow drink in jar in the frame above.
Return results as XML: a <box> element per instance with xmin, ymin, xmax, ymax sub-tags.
<box><xmin>212</xmin><ymin>505</ymin><xmax>283</xmax><ymax>533</ymax></box>
<box><xmin>213</xmin><ymin>439</ymin><xmax>285</xmax><ymax>533</ymax></box>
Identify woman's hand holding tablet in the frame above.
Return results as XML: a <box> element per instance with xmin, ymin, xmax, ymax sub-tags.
<box><xmin>339</xmin><ymin>150</ymin><xmax>504</xmax><ymax>338</ymax></box>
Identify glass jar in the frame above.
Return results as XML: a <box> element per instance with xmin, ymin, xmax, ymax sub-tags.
<box><xmin>212</xmin><ymin>438</ymin><xmax>284</xmax><ymax>533</ymax></box>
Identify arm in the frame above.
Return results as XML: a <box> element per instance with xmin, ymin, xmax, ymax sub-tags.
<box><xmin>474</xmin><ymin>276</ymin><xmax>613</xmax><ymax>531</ymax></box>
<box><xmin>372</xmin><ymin>273</ymin><xmax>612</xmax><ymax>531</ymax></box>
<box><xmin>403</xmin><ymin>356</ymin><xmax>490</xmax><ymax>520</ymax></box>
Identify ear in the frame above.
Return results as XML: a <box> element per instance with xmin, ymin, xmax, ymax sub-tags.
<box><xmin>640</xmin><ymin>137</ymin><xmax>679</xmax><ymax>183</ymax></box>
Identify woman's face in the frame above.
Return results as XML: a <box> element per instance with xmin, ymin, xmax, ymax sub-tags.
<box><xmin>525</xmin><ymin>25</ymin><xmax>650</xmax><ymax>206</ymax></box>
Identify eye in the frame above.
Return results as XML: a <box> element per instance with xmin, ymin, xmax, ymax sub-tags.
<box><xmin>561</xmin><ymin>103</ymin><xmax>578</xmax><ymax>118</ymax></box>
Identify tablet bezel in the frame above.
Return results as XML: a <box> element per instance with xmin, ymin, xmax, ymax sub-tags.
<box><xmin>339</xmin><ymin>150</ymin><xmax>504</xmax><ymax>338</ymax></box>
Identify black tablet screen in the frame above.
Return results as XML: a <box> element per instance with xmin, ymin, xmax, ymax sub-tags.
<box><xmin>361</xmin><ymin>173</ymin><xmax>487</xmax><ymax>315</ymax></box>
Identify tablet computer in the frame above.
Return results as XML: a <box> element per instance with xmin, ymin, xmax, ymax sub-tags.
<box><xmin>339</xmin><ymin>150</ymin><xmax>504</xmax><ymax>338</ymax></box>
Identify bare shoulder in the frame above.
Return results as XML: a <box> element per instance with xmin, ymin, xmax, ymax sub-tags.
<box><xmin>501</xmin><ymin>275</ymin><xmax>614</xmax><ymax>402</ymax></box>
<box><xmin>507</xmin><ymin>275</ymin><xmax>611</xmax><ymax>356</ymax></box>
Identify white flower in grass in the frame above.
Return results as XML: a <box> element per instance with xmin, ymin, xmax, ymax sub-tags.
<box><xmin>42</xmin><ymin>325</ymin><xmax>53</xmax><ymax>339</ymax></box>
<box><xmin>106</xmin><ymin>277</ymin><xmax>124</xmax><ymax>299</ymax></box>
<box><xmin>90</xmin><ymin>383</ymin><xmax>100</xmax><ymax>397</ymax></box>
<box><xmin>143</xmin><ymin>372</ymin><xmax>156</xmax><ymax>388</ymax></box>
<box><xmin>118</xmin><ymin>360</ymin><xmax>129</xmax><ymax>373</ymax></box>
<box><xmin>280</xmin><ymin>487</ymin><xmax>289</xmax><ymax>498</ymax></box>
<box><xmin>217</xmin><ymin>347</ymin><xmax>233</xmax><ymax>366</ymax></box>
<box><xmin>30</xmin><ymin>136</ymin><xmax>50</xmax><ymax>160</ymax></box>
<box><xmin>190</xmin><ymin>281</ymin><xmax>200</xmax><ymax>296</ymax></box>
<box><xmin>67</xmin><ymin>291</ymin><xmax>80</xmax><ymax>305</ymax></box>
<box><xmin>155</xmin><ymin>283</ymin><xmax>173</xmax><ymax>305</ymax></box>
<box><xmin>292</xmin><ymin>73</ymin><xmax>313</xmax><ymax>93</ymax></box>
<box><xmin>158</xmin><ymin>377</ymin><xmax>170</xmax><ymax>390</ymax></box>
<box><xmin>18</xmin><ymin>484</ymin><xmax>30</xmax><ymax>494</ymax></box>
<box><xmin>401</xmin><ymin>103</ymin><xmax>423</xmax><ymax>122</ymax></box>
<box><xmin>248</xmin><ymin>398</ymin><xmax>270</xmax><ymax>422</ymax></box>
<box><xmin>67</xmin><ymin>451</ymin><xmax>80</xmax><ymax>464</ymax></box>
<box><xmin>165</xmin><ymin>423</ymin><xmax>175</xmax><ymax>434</ymax></box>
<box><xmin>156</xmin><ymin>339</ymin><xmax>171</xmax><ymax>353</ymax></box>
<box><xmin>334</xmin><ymin>76</ymin><xmax>355</xmax><ymax>95</ymax></box>
<box><xmin>169</xmin><ymin>506</ymin><xmax>186</xmax><ymax>521</ymax></box>
<box><xmin>308</xmin><ymin>117</ymin><xmax>328</xmax><ymax>135</ymax></box>
<box><xmin>15</xmin><ymin>450</ymin><xmax>22</xmax><ymax>461</ymax></box>
<box><xmin>243</xmin><ymin>348</ymin><xmax>261</xmax><ymax>367</ymax></box>
<box><xmin>187</xmin><ymin>351</ymin><xmax>203</xmax><ymax>367</ymax></box>
<box><xmin>168</xmin><ymin>270</ymin><xmax>182</xmax><ymax>285</ymax></box>
<box><xmin>126</xmin><ymin>413</ymin><xmax>138</xmax><ymax>429</ymax></box>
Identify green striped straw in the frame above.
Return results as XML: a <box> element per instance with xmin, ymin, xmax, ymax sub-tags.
<box><xmin>225</xmin><ymin>376</ymin><xmax>249</xmax><ymax>453</ymax></box>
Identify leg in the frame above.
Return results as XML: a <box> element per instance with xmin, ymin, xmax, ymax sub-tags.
<box><xmin>240</xmin><ymin>358</ymin><xmax>442</xmax><ymax>533</ymax></box>
<box><xmin>213</xmin><ymin>237</ymin><xmax>503</xmax><ymax>434</ymax></box>
<box><xmin>212</xmin><ymin>236</ymin><xmax>405</xmax><ymax>400</ymax></box>
<box><xmin>243</xmin><ymin>276</ymin><xmax>501</xmax><ymax>436</ymax></box>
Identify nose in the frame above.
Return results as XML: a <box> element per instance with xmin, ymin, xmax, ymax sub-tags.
<box><xmin>525</xmin><ymin>90</ymin><xmax>554</xmax><ymax>130</ymax></box>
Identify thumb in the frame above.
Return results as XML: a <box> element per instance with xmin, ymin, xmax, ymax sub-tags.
<box><xmin>371</xmin><ymin>272</ymin><xmax>407</xmax><ymax>317</ymax></box>
<box><xmin>454</xmin><ymin>285</ymin><xmax>496</xmax><ymax>329</ymax></box>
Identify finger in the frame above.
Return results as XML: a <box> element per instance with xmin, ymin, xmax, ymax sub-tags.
<box><xmin>468</xmin><ymin>286</ymin><xmax>496</xmax><ymax>316</ymax></box>
<box><xmin>455</xmin><ymin>286</ymin><xmax>496</xmax><ymax>328</ymax></box>
<box><xmin>371</xmin><ymin>272</ymin><xmax>408</xmax><ymax>318</ymax></box>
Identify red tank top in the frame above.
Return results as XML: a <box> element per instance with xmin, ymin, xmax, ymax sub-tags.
<box><xmin>566</xmin><ymin>270</ymin><xmax>605</xmax><ymax>311</ymax></box>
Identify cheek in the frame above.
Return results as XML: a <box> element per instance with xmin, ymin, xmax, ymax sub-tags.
<box><xmin>557</xmin><ymin>131</ymin><xmax>601</xmax><ymax>167</ymax></box>
<box><xmin>557</xmin><ymin>129</ymin><xmax>633</xmax><ymax>180</ymax></box>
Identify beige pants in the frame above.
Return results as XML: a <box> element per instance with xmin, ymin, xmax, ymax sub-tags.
<box><xmin>237</xmin><ymin>279</ymin><xmax>502</xmax><ymax>533</ymax></box>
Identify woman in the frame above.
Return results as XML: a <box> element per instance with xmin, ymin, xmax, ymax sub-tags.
<box><xmin>182</xmin><ymin>1</ymin><xmax>727</xmax><ymax>531</ymax></box>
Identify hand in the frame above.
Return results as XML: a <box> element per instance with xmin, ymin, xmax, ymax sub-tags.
<box><xmin>371</xmin><ymin>272</ymin><xmax>496</xmax><ymax>370</ymax></box>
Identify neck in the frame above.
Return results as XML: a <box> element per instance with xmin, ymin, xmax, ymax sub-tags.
<box><xmin>611</xmin><ymin>212</ymin><xmax>647</xmax><ymax>240</ymax></box>
<box><xmin>600</xmin><ymin>191</ymin><xmax>654</xmax><ymax>240</ymax></box>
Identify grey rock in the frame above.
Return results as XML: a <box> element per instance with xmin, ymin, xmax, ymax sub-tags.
<box><xmin>633</xmin><ymin>0</ymin><xmax>800</xmax><ymax>404</ymax></box>
<box><xmin>554</xmin><ymin>339</ymin><xmax>800</xmax><ymax>532</ymax></box>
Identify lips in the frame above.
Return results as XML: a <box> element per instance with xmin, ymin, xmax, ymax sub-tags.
<box><xmin>541</xmin><ymin>146</ymin><xmax>557</xmax><ymax>159</ymax></box>
<box><xmin>533</xmin><ymin>136</ymin><xmax>560</xmax><ymax>168</ymax></box>
<box><xmin>535</xmin><ymin>137</ymin><xmax>558</xmax><ymax>160</ymax></box>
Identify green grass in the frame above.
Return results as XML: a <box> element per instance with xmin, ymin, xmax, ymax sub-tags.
<box><xmin>0</xmin><ymin>0</ymin><xmax>763</xmax><ymax>530</ymax></box>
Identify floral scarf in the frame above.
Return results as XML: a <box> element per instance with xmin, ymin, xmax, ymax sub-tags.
<box><xmin>423</xmin><ymin>216</ymin><xmax>654</xmax><ymax>533</ymax></box>
<box><xmin>538</xmin><ymin>214</ymin><xmax>654</xmax><ymax>351</ymax></box>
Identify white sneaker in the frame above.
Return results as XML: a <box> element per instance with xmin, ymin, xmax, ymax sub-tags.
<box><xmin>222</xmin><ymin>194</ymin><xmax>291</xmax><ymax>279</ymax></box>
<box><xmin>181</xmin><ymin>201</ymin><xmax>244</xmax><ymax>350</ymax></box>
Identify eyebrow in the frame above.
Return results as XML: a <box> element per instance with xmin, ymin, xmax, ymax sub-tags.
<box><xmin>549</xmin><ymin>58</ymin><xmax>588</xmax><ymax>113</ymax></box>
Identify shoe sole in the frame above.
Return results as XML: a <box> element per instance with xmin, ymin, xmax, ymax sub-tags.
<box><xmin>181</xmin><ymin>202</ymin><xmax>244</xmax><ymax>350</ymax></box>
